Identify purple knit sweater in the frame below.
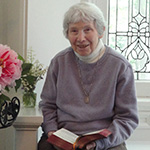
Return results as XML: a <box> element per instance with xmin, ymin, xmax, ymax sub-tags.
<box><xmin>40</xmin><ymin>46</ymin><xmax>138</xmax><ymax>149</ymax></box>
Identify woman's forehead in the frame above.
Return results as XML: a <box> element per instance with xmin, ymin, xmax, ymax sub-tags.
<box><xmin>68</xmin><ymin>20</ymin><xmax>96</xmax><ymax>29</ymax></box>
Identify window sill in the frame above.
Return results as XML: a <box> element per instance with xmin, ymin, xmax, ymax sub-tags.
<box><xmin>137</xmin><ymin>97</ymin><xmax>150</xmax><ymax>111</ymax></box>
<box><xmin>135</xmin><ymin>81</ymin><xmax>150</xmax><ymax>97</ymax></box>
<box><xmin>137</xmin><ymin>97</ymin><xmax>150</xmax><ymax>129</ymax></box>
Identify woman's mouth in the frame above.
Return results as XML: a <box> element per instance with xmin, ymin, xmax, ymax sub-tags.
<box><xmin>77</xmin><ymin>44</ymin><xmax>89</xmax><ymax>49</ymax></box>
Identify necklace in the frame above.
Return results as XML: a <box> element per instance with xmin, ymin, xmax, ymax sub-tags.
<box><xmin>75</xmin><ymin>43</ymin><xmax>105</xmax><ymax>104</ymax></box>
<box><xmin>76</xmin><ymin>58</ymin><xmax>99</xmax><ymax>104</ymax></box>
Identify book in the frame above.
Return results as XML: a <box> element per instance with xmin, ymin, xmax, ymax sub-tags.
<box><xmin>47</xmin><ymin>128</ymin><xmax>112</xmax><ymax>150</ymax></box>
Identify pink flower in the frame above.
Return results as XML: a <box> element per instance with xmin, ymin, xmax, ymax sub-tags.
<box><xmin>0</xmin><ymin>44</ymin><xmax>22</xmax><ymax>91</ymax></box>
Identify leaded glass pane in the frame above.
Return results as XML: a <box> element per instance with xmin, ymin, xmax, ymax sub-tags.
<box><xmin>108</xmin><ymin>0</ymin><xmax>150</xmax><ymax>80</ymax></box>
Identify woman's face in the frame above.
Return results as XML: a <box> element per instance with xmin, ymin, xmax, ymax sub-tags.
<box><xmin>67</xmin><ymin>21</ymin><xmax>103</xmax><ymax>56</ymax></box>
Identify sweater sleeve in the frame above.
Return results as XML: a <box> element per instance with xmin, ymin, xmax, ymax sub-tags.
<box><xmin>39</xmin><ymin>60</ymin><xmax>58</xmax><ymax>135</ymax></box>
<box><xmin>95</xmin><ymin>65</ymin><xmax>139</xmax><ymax>149</ymax></box>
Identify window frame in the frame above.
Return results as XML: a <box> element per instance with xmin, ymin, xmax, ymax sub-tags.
<box><xmin>82</xmin><ymin>0</ymin><xmax>150</xmax><ymax>98</ymax></box>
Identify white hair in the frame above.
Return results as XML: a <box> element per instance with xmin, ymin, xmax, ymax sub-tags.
<box><xmin>63</xmin><ymin>2</ymin><xmax>106</xmax><ymax>38</ymax></box>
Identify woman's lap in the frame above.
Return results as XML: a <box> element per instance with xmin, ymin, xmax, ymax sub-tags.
<box><xmin>37</xmin><ymin>134</ymin><xmax>57</xmax><ymax>150</ymax></box>
<box><xmin>107</xmin><ymin>142</ymin><xmax>127</xmax><ymax>150</ymax></box>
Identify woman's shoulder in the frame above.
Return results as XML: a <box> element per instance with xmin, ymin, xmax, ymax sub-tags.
<box><xmin>53</xmin><ymin>47</ymin><xmax>73</xmax><ymax>60</ymax></box>
<box><xmin>49</xmin><ymin>47</ymin><xmax>75</xmax><ymax>68</ymax></box>
<box><xmin>105</xmin><ymin>45</ymin><xmax>130</xmax><ymax>65</ymax></box>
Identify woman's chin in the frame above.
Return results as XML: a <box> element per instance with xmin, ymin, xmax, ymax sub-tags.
<box><xmin>76</xmin><ymin>49</ymin><xmax>91</xmax><ymax>56</ymax></box>
<box><xmin>78</xmin><ymin>52</ymin><xmax>90</xmax><ymax>56</ymax></box>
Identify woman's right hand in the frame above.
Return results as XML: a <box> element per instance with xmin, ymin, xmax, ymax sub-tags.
<box><xmin>47</xmin><ymin>131</ymin><xmax>55</xmax><ymax>137</ymax></box>
<box><xmin>85</xmin><ymin>142</ymin><xmax>96</xmax><ymax>150</ymax></box>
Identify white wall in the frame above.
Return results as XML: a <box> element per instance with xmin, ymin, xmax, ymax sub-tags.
<box><xmin>27</xmin><ymin>0</ymin><xmax>80</xmax><ymax>105</ymax></box>
<box><xmin>27</xmin><ymin>0</ymin><xmax>80</xmax><ymax>65</ymax></box>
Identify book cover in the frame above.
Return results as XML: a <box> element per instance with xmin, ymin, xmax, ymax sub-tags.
<box><xmin>47</xmin><ymin>128</ymin><xmax>112</xmax><ymax>150</ymax></box>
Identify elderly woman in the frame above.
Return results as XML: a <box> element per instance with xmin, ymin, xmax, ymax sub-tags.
<box><xmin>38</xmin><ymin>2</ymin><xmax>138</xmax><ymax>150</ymax></box>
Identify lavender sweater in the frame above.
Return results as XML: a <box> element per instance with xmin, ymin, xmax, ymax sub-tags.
<box><xmin>40</xmin><ymin>46</ymin><xmax>138</xmax><ymax>149</ymax></box>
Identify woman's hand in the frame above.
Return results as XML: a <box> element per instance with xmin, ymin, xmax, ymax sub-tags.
<box><xmin>47</xmin><ymin>131</ymin><xmax>55</xmax><ymax>137</ymax></box>
<box><xmin>85</xmin><ymin>142</ymin><xmax>96</xmax><ymax>150</ymax></box>
<box><xmin>48</xmin><ymin>131</ymin><xmax>63</xmax><ymax>150</ymax></box>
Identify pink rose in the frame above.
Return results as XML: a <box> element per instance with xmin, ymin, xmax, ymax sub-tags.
<box><xmin>0</xmin><ymin>44</ymin><xmax>22</xmax><ymax>91</ymax></box>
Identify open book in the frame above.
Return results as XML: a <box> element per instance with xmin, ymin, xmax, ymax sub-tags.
<box><xmin>47</xmin><ymin>128</ymin><xmax>112</xmax><ymax>150</ymax></box>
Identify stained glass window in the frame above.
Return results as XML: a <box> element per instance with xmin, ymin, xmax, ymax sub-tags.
<box><xmin>108</xmin><ymin>0</ymin><xmax>150</xmax><ymax>80</ymax></box>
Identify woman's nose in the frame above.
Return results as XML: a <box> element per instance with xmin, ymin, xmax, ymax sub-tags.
<box><xmin>77</xmin><ymin>31</ymin><xmax>86</xmax><ymax>42</ymax></box>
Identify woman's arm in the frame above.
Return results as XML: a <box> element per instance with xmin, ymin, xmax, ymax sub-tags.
<box><xmin>95</xmin><ymin>65</ymin><xmax>139</xmax><ymax>149</ymax></box>
<box><xmin>40</xmin><ymin>60</ymin><xmax>58</xmax><ymax>135</ymax></box>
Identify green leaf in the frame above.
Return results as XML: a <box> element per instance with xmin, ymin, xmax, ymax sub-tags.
<box><xmin>0</xmin><ymin>94</ymin><xmax>11</xmax><ymax>106</ymax></box>
<box><xmin>22</xmin><ymin>63</ymin><xmax>32</xmax><ymax>75</ymax></box>
<box><xmin>18</xmin><ymin>54</ymin><xmax>25</xmax><ymax>62</ymax></box>
<box><xmin>15</xmin><ymin>79</ymin><xmax>22</xmax><ymax>92</ymax></box>
<box><xmin>5</xmin><ymin>86</ymin><xmax>10</xmax><ymax>92</ymax></box>
<box><xmin>25</xmin><ymin>75</ymin><xmax>37</xmax><ymax>84</ymax></box>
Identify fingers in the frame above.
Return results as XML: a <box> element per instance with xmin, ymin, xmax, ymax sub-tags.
<box><xmin>47</xmin><ymin>131</ymin><xmax>55</xmax><ymax>137</ymax></box>
<box><xmin>86</xmin><ymin>142</ymin><xmax>96</xmax><ymax>150</ymax></box>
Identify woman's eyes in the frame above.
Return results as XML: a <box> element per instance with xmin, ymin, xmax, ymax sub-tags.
<box><xmin>84</xmin><ymin>28</ymin><xmax>91</xmax><ymax>32</ymax></box>
<box><xmin>71</xmin><ymin>29</ymin><xmax>78</xmax><ymax>33</ymax></box>
<box><xmin>69</xmin><ymin>29</ymin><xmax>78</xmax><ymax>34</ymax></box>
<box><xmin>69</xmin><ymin>27</ymin><xmax>92</xmax><ymax>34</ymax></box>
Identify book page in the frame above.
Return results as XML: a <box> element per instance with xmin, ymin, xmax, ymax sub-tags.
<box><xmin>83</xmin><ymin>129</ymin><xmax>103</xmax><ymax>135</ymax></box>
<box><xmin>53</xmin><ymin>128</ymin><xmax>79</xmax><ymax>144</ymax></box>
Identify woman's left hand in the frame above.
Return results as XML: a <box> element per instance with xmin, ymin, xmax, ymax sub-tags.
<box><xmin>85</xmin><ymin>142</ymin><xmax>96</xmax><ymax>150</ymax></box>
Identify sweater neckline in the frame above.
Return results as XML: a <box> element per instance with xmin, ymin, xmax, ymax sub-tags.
<box><xmin>73</xmin><ymin>45</ymin><xmax>109</xmax><ymax>67</ymax></box>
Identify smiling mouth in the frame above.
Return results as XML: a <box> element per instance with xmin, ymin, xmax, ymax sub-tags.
<box><xmin>77</xmin><ymin>44</ymin><xmax>89</xmax><ymax>49</ymax></box>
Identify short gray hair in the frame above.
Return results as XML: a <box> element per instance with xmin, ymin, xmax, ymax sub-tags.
<box><xmin>63</xmin><ymin>2</ymin><xmax>106</xmax><ymax>38</ymax></box>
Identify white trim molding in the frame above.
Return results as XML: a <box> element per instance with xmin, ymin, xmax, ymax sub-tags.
<box><xmin>21</xmin><ymin>0</ymin><xmax>28</xmax><ymax>59</ymax></box>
